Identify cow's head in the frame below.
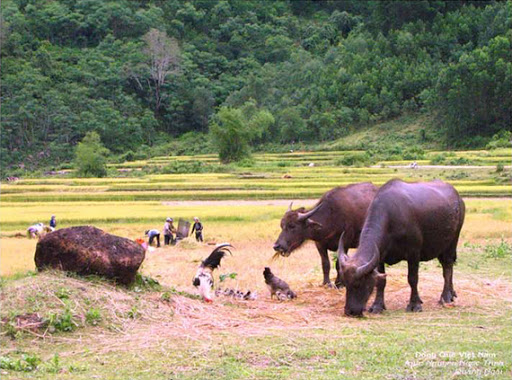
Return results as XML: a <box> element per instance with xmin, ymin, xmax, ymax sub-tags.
<box><xmin>338</xmin><ymin>238</ymin><xmax>384</xmax><ymax>317</ymax></box>
<box><xmin>273</xmin><ymin>202</ymin><xmax>323</xmax><ymax>257</ymax></box>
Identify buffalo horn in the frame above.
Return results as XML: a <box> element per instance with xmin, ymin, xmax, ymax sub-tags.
<box><xmin>297</xmin><ymin>202</ymin><xmax>323</xmax><ymax>221</ymax></box>
<box><xmin>355</xmin><ymin>243</ymin><xmax>380</xmax><ymax>278</ymax></box>
<box><xmin>287</xmin><ymin>201</ymin><xmax>294</xmax><ymax>212</ymax></box>
<box><xmin>337</xmin><ymin>232</ymin><xmax>348</xmax><ymax>265</ymax></box>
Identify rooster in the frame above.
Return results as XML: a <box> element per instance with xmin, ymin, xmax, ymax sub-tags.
<box><xmin>263</xmin><ymin>267</ymin><xmax>297</xmax><ymax>300</ymax></box>
<box><xmin>193</xmin><ymin>243</ymin><xmax>233</xmax><ymax>303</ymax></box>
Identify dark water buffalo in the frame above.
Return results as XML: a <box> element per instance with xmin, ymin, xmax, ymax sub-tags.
<box><xmin>338</xmin><ymin>179</ymin><xmax>465</xmax><ymax>316</ymax></box>
<box><xmin>273</xmin><ymin>182</ymin><xmax>378</xmax><ymax>287</ymax></box>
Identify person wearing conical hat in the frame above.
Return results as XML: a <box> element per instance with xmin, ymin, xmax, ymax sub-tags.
<box><xmin>163</xmin><ymin>217</ymin><xmax>176</xmax><ymax>245</ymax></box>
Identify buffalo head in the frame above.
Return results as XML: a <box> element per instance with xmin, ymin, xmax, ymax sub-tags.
<box><xmin>273</xmin><ymin>202</ymin><xmax>323</xmax><ymax>257</ymax></box>
<box><xmin>338</xmin><ymin>237</ymin><xmax>384</xmax><ymax>317</ymax></box>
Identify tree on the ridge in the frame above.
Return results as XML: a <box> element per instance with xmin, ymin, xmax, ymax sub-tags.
<box><xmin>74</xmin><ymin>132</ymin><xmax>110</xmax><ymax>177</ymax></box>
<box><xmin>210</xmin><ymin>105</ymin><xmax>274</xmax><ymax>163</ymax></box>
<box><xmin>142</xmin><ymin>28</ymin><xmax>181</xmax><ymax>117</ymax></box>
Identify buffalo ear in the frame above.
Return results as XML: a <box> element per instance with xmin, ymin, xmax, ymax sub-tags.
<box><xmin>306</xmin><ymin>219</ymin><xmax>323</xmax><ymax>229</ymax></box>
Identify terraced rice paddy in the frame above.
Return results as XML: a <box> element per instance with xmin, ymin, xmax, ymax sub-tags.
<box><xmin>106</xmin><ymin>148</ymin><xmax>512</xmax><ymax>169</ymax></box>
<box><xmin>1</xmin><ymin>149</ymin><xmax>511</xmax><ymax>204</ymax></box>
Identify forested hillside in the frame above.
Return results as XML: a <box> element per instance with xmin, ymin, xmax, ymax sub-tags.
<box><xmin>1</xmin><ymin>0</ymin><xmax>510</xmax><ymax>172</ymax></box>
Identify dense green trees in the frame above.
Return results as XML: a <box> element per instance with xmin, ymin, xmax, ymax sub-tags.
<box><xmin>1</xmin><ymin>0</ymin><xmax>510</xmax><ymax>171</ymax></box>
<box><xmin>435</xmin><ymin>34</ymin><xmax>512</xmax><ymax>142</ymax></box>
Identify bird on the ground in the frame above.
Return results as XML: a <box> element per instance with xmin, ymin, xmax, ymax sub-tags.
<box><xmin>193</xmin><ymin>243</ymin><xmax>233</xmax><ymax>303</ymax></box>
<box><xmin>215</xmin><ymin>288</ymin><xmax>257</xmax><ymax>300</ymax></box>
<box><xmin>263</xmin><ymin>267</ymin><xmax>297</xmax><ymax>300</ymax></box>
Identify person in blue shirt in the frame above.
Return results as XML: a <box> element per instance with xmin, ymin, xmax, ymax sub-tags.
<box><xmin>49</xmin><ymin>215</ymin><xmax>57</xmax><ymax>229</ymax></box>
<box><xmin>145</xmin><ymin>229</ymin><xmax>161</xmax><ymax>247</ymax></box>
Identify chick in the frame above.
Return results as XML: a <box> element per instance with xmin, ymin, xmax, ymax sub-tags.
<box><xmin>263</xmin><ymin>267</ymin><xmax>297</xmax><ymax>300</ymax></box>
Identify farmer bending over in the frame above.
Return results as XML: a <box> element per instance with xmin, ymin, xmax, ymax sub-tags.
<box><xmin>145</xmin><ymin>229</ymin><xmax>161</xmax><ymax>247</ymax></box>
<box><xmin>27</xmin><ymin>223</ymin><xmax>44</xmax><ymax>239</ymax></box>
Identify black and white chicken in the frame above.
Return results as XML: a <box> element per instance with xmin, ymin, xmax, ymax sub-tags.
<box><xmin>263</xmin><ymin>267</ymin><xmax>297</xmax><ymax>300</ymax></box>
<box><xmin>193</xmin><ymin>243</ymin><xmax>233</xmax><ymax>303</ymax></box>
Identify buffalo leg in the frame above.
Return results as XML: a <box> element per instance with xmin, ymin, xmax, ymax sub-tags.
<box><xmin>334</xmin><ymin>255</ymin><xmax>344</xmax><ymax>289</ymax></box>
<box><xmin>439</xmin><ymin>252</ymin><xmax>457</xmax><ymax>304</ymax></box>
<box><xmin>406</xmin><ymin>260</ymin><xmax>423</xmax><ymax>312</ymax></box>
<box><xmin>334</xmin><ymin>243</ymin><xmax>349</xmax><ymax>288</ymax></box>
<box><xmin>369</xmin><ymin>263</ymin><xmax>386</xmax><ymax>313</ymax></box>
<box><xmin>316</xmin><ymin>244</ymin><xmax>332</xmax><ymax>287</ymax></box>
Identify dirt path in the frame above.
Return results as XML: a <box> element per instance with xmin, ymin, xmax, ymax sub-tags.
<box><xmin>162</xmin><ymin>199</ymin><xmax>319</xmax><ymax>207</ymax></box>
<box><xmin>162</xmin><ymin>197</ymin><xmax>510</xmax><ymax>207</ymax></box>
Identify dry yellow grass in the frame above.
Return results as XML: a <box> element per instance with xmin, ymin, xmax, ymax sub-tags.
<box><xmin>0</xmin><ymin>198</ymin><xmax>510</xmax><ymax>380</ymax></box>
<box><xmin>0</xmin><ymin>238</ymin><xmax>38</xmax><ymax>275</ymax></box>
<box><xmin>1</xmin><ymin>198</ymin><xmax>510</xmax><ymax>277</ymax></box>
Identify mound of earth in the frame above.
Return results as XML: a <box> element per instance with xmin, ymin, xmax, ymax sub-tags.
<box><xmin>34</xmin><ymin>226</ymin><xmax>145</xmax><ymax>284</ymax></box>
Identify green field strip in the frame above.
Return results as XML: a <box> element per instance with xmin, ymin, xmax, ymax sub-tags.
<box><xmin>12</xmin><ymin>178</ymin><xmax>148</xmax><ymax>185</ymax></box>
<box><xmin>0</xmin><ymin>185</ymin><xmax>110</xmax><ymax>194</ymax></box>
<box><xmin>428</xmin><ymin>148</ymin><xmax>511</xmax><ymax>157</ymax></box>
<box><xmin>1</xmin><ymin>178</ymin><xmax>501</xmax><ymax>195</ymax></box>
<box><xmin>2</xmin><ymin>185</ymin><xmax>510</xmax><ymax>202</ymax></box>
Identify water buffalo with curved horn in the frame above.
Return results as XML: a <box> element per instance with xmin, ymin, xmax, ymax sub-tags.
<box><xmin>273</xmin><ymin>182</ymin><xmax>378</xmax><ymax>287</ymax></box>
<box><xmin>338</xmin><ymin>179</ymin><xmax>465</xmax><ymax>317</ymax></box>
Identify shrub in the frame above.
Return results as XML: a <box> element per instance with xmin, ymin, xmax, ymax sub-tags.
<box><xmin>210</xmin><ymin>108</ymin><xmax>251</xmax><ymax>163</ymax></box>
<box><xmin>150</xmin><ymin>133</ymin><xmax>213</xmax><ymax>157</ymax></box>
<box><xmin>484</xmin><ymin>239</ymin><xmax>512</xmax><ymax>259</ymax></box>
<box><xmin>161</xmin><ymin>292</ymin><xmax>172</xmax><ymax>302</ymax></box>
<box><xmin>131</xmin><ymin>274</ymin><xmax>161</xmax><ymax>292</ymax></box>
<box><xmin>219</xmin><ymin>272</ymin><xmax>238</xmax><ymax>282</ymax></box>
<box><xmin>74</xmin><ymin>132</ymin><xmax>109</xmax><ymax>178</ymax></box>
<box><xmin>336</xmin><ymin>152</ymin><xmax>372</xmax><ymax>166</ymax></box>
<box><xmin>46</xmin><ymin>308</ymin><xmax>77</xmax><ymax>332</ymax></box>
<box><xmin>120</xmin><ymin>151</ymin><xmax>136</xmax><ymax>162</ymax></box>
<box><xmin>486</xmin><ymin>130</ymin><xmax>511</xmax><ymax>150</ymax></box>
<box><xmin>235</xmin><ymin>158</ymin><xmax>255</xmax><ymax>168</ymax></box>
<box><xmin>403</xmin><ymin>146</ymin><xmax>425</xmax><ymax>160</ymax></box>
<box><xmin>210</xmin><ymin>106</ymin><xmax>274</xmax><ymax>163</ymax></box>
<box><xmin>85</xmin><ymin>308</ymin><xmax>102</xmax><ymax>326</ymax></box>
<box><xmin>44</xmin><ymin>354</ymin><xmax>62</xmax><ymax>374</ymax></box>
<box><xmin>367</xmin><ymin>143</ymin><xmax>405</xmax><ymax>161</ymax></box>
<box><xmin>55</xmin><ymin>287</ymin><xmax>70</xmax><ymax>300</ymax></box>
<box><xmin>161</xmin><ymin>161</ymin><xmax>205</xmax><ymax>174</ymax></box>
<box><xmin>496</xmin><ymin>163</ymin><xmax>504</xmax><ymax>173</ymax></box>
<box><xmin>430</xmin><ymin>153</ymin><xmax>446</xmax><ymax>164</ymax></box>
<box><xmin>447</xmin><ymin>171</ymin><xmax>469</xmax><ymax>180</ymax></box>
<box><xmin>446</xmin><ymin>157</ymin><xmax>471</xmax><ymax>165</ymax></box>
<box><xmin>56</xmin><ymin>162</ymin><xmax>74</xmax><ymax>170</ymax></box>
<box><xmin>279</xmin><ymin>107</ymin><xmax>309</xmax><ymax>143</ymax></box>
<box><xmin>127</xmin><ymin>306</ymin><xmax>139</xmax><ymax>319</ymax></box>
<box><xmin>0</xmin><ymin>354</ymin><xmax>41</xmax><ymax>372</ymax></box>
